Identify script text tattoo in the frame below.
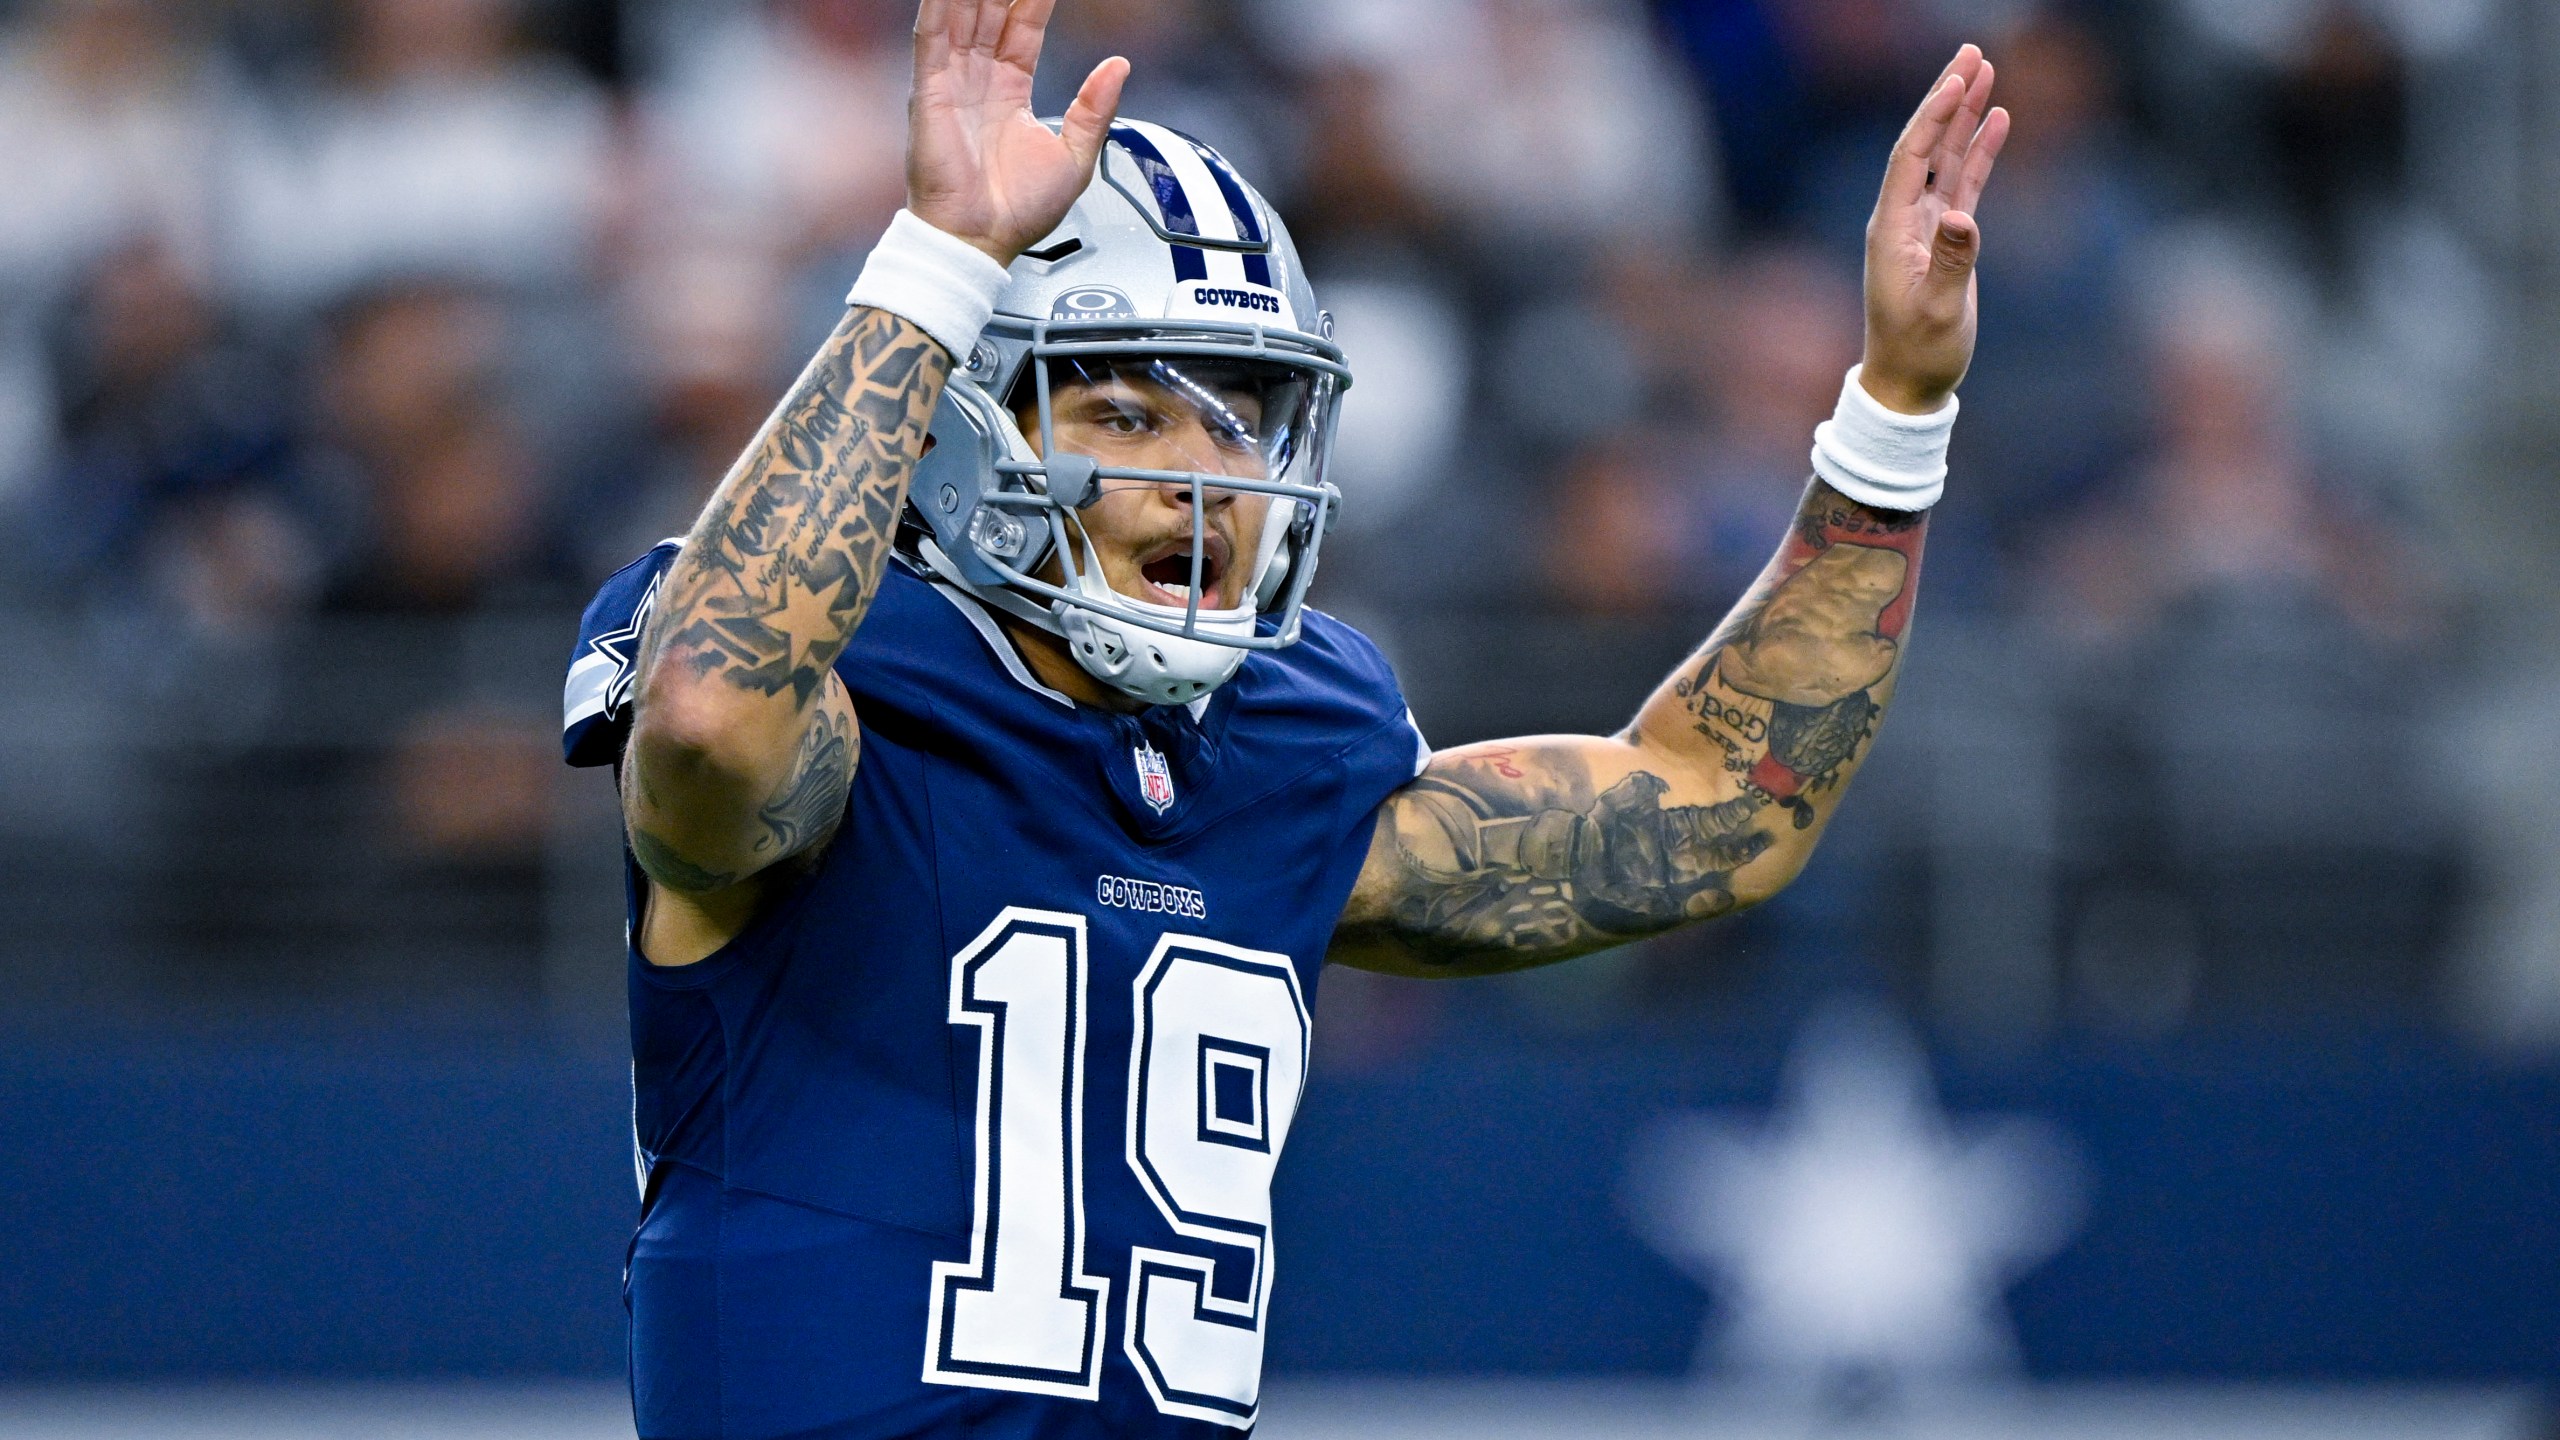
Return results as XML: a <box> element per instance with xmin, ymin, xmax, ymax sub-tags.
<box><xmin>650</xmin><ymin>311</ymin><xmax>950</xmax><ymax>709</ymax></box>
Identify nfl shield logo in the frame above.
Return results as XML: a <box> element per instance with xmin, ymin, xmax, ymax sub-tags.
<box><xmin>1134</xmin><ymin>742</ymin><xmax>1176</xmax><ymax>815</ymax></box>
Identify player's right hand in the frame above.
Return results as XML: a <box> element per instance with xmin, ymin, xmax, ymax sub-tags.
<box><xmin>1859</xmin><ymin>45</ymin><xmax>2008</xmax><ymax>415</ymax></box>
<box><xmin>908</xmin><ymin>0</ymin><xmax>1130</xmax><ymax>267</ymax></box>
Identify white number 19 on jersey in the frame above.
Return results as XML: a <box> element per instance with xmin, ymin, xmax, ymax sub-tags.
<box><xmin>923</xmin><ymin>907</ymin><xmax>1311</xmax><ymax>1430</ymax></box>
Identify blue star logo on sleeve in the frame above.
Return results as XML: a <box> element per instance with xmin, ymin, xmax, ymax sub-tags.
<box><xmin>564</xmin><ymin>557</ymin><xmax>674</xmax><ymax>767</ymax></box>
<box><xmin>570</xmin><ymin>566</ymin><xmax>665</xmax><ymax>727</ymax></box>
<box><xmin>590</xmin><ymin>567</ymin><xmax>664</xmax><ymax>723</ymax></box>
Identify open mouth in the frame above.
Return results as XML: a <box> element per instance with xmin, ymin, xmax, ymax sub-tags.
<box><xmin>1134</xmin><ymin>532</ymin><xmax>1233</xmax><ymax>609</ymax></box>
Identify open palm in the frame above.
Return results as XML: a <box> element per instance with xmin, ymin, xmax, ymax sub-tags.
<box><xmin>908</xmin><ymin>0</ymin><xmax>1130</xmax><ymax>266</ymax></box>
<box><xmin>1862</xmin><ymin>46</ymin><xmax>2010</xmax><ymax>415</ymax></box>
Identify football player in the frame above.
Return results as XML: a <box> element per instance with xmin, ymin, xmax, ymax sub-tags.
<box><xmin>560</xmin><ymin>0</ymin><xmax>2007</xmax><ymax>1434</ymax></box>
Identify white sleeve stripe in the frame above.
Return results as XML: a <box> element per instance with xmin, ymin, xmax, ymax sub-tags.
<box><xmin>1405</xmin><ymin>709</ymin><xmax>1431</xmax><ymax>777</ymax></box>
<box><xmin>563</xmin><ymin>651</ymin><xmax>616</xmax><ymax>732</ymax></box>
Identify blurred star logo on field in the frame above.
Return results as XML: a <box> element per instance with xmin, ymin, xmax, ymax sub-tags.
<box><xmin>1627</xmin><ymin>1004</ymin><xmax>2086</xmax><ymax>1411</ymax></box>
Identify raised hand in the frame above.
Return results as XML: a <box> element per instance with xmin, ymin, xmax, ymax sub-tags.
<box><xmin>1861</xmin><ymin>45</ymin><xmax>2011</xmax><ymax>415</ymax></box>
<box><xmin>908</xmin><ymin>0</ymin><xmax>1131</xmax><ymax>266</ymax></box>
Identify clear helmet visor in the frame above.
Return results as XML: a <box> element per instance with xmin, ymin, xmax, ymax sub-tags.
<box><xmin>1027</xmin><ymin>354</ymin><xmax>1314</xmax><ymax>487</ymax></box>
<box><xmin>1012</xmin><ymin>354</ymin><xmax>1331</xmax><ymax>619</ymax></box>
<box><xmin>912</xmin><ymin>312</ymin><xmax>1348</xmax><ymax>704</ymax></box>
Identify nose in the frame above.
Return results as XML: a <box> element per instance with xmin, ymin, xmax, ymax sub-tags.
<box><xmin>1157</xmin><ymin>472</ymin><xmax>1239</xmax><ymax>512</ymax></box>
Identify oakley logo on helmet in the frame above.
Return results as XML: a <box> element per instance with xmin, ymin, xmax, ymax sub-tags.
<box><xmin>1052</xmin><ymin>286</ymin><xmax>1136</xmax><ymax>321</ymax></box>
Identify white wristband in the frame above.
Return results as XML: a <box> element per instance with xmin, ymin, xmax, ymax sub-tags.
<box><xmin>844</xmin><ymin>210</ymin><xmax>1013</xmax><ymax>362</ymax></box>
<box><xmin>1810</xmin><ymin>364</ymin><xmax>1958</xmax><ymax>512</ymax></box>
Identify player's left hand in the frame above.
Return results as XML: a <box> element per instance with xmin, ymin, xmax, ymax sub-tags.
<box><xmin>1859</xmin><ymin>45</ymin><xmax>2010</xmax><ymax>415</ymax></box>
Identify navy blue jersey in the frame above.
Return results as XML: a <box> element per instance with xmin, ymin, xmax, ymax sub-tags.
<box><xmin>564</xmin><ymin>549</ymin><xmax>1426</xmax><ymax>1439</ymax></box>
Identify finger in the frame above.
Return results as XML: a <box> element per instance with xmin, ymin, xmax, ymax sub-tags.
<box><xmin>1060</xmin><ymin>56</ymin><xmax>1130</xmax><ymax>175</ymax></box>
<box><xmin>1929</xmin><ymin>59</ymin><xmax>1995</xmax><ymax>194</ymax></box>
<box><xmin>1879</xmin><ymin>65</ymin><xmax>1971</xmax><ymax>212</ymax></box>
<box><xmin>960</xmin><ymin>0</ymin><xmax>1008</xmax><ymax>52</ymax></box>
<box><xmin>1916</xmin><ymin>41</ymin><xmax>1981</xmax><ymax>97</ymax></box>
<box><xmin>1929</xmin><ymin>211</ymin><xmax>1982</xmax><ymax>289</ymax></box>
<box><xmin>915</xmin><ymin>0</ymin><xmax>951</xmax><ymax>68</ymax></box>
<box><xmin>994</xmin><ymin>0</ymin><xmax>1060</xmax><ymax>71</ymax></box>
<box><xmin>1952</xmin><ymin>106</ymin><xmax>2011</xmax><ymax>214</ymax></box>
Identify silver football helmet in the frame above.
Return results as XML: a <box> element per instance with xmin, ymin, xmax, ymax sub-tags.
<box><xmin>907</xmin><ymin>119</ymin><xmax>1352</xmax><ymax>707</ymax></box>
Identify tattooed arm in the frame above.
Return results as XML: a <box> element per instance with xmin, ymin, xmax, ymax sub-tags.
<box><xmin>623</xmin><ymin>311</ymin><xmax>944</xmax><ymax>899</ymax></box>
<box><xmin>1331</xmin><ymin>46</ymin><xmax>2007</xmax><ymax>978</ymax></box>
<box><xmin>1330</xmin><ymin>484</ymin><xmax>1926</xmax><ymax>976</ymax></box>
<box><xmin>620</xmin><ymin>0</ymin><xmax>1128</xmax><ymax>961</ymax></box>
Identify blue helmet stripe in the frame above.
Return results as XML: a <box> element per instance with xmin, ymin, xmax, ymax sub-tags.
<box><xmin>1108</xmin><ymin>122</ymin><xmax>1202</xmax><ymax>238</ymax></box>
<box><xmin>1187</xmin><ymin>139</ymin><xmax>1267</xmax><ymax>244</ymax></box>
<box><xmin>1113</xmin><ymin>121</ymin><xmax>1279</xmax><ymax>289</ymax></box>
<box><xmin>1196</xmin><ymin>142</ymin><xmax>1276</xmax><ymax>283</ymax></box>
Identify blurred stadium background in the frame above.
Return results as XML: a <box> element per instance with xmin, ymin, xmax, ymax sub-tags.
<box><xmin>4</xmin><ymin>0</ymin><xmax>2559</xmax><ymax>1433</ymax></box>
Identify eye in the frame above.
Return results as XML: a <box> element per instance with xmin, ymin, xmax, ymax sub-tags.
<box><xmin>1205</xmin><ymin>402</ymin><xmax>1263</xmax><ymax>452</ymax></box>
<box><xmin>1093</xmin><ymin>402</ymin><xmax>1151</xmax><ymax>436</ymax></box>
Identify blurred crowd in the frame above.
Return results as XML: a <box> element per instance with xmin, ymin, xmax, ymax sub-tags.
<box><xmin>0</xmin><ymin>0</ymin><xmax>2523</xmax><ymax>1043</ymax></box>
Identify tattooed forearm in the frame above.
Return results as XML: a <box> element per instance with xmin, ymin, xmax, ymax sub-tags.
<box><xmin>1336</xmin><ymin>480</ymin><xmax>1928</xmax><ymax>977</ymax></box>
<box><xmin>621</xmin><ymin>307</ymin><xmax>953</xmax><ymax>892</ymax></box>
<box><xmin>1662</xmin><ymin>484</ymin><xmax>1925</xmax><ymax>824</ymax></box>
<box><xmin>1368</xmin><ymin>752</ymin><xmax>1775</xmax><ymax>968</ymax></box>
<box><xmin>754</xmin><ymin>705</ymin><xmax>857</xmax><ymax>858</ymax></box>
<box><xmin>646</xmin><ymin>308</ymin><xmax>951</xmax><ymax>708</ymax></box>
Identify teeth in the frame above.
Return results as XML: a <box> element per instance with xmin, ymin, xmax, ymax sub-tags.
<box><xmin>1160</xmin><ymin>582</ymin><xmax>1192</xmax><ymax>601</ymax></box>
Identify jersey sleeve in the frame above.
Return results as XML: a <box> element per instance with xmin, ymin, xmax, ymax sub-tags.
<box><xmin>1397</xmin><ymin>705</ymin><xmax>1432</xmax><ymax>778</ymax></box>
<box><xmin>1348</xmin><ymin>647</ymin><xmax>1432</xmax><ymax>794</ymax></box>
<box><xmin>562</xmin><ymin>540</ymin><xmax>681</xmax><ymax>768</ymax></box>
<box><xmin>1289</xmin><ymin>608</ymin><xmax>1433</xmax><ymax>815</ymax></box>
